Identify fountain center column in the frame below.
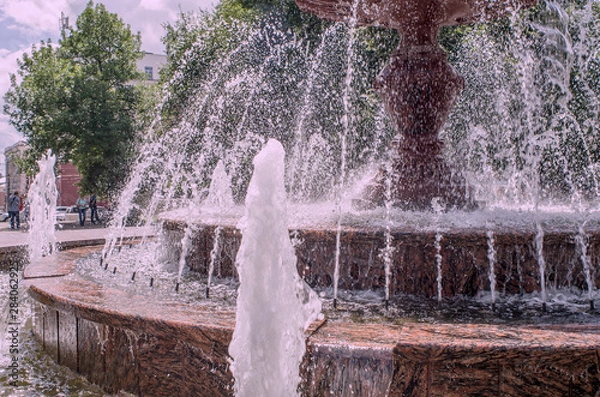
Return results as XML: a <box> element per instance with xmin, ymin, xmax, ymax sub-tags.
<box><xmin>294</xmin><ymin>0</ymin><xmax>537</xmax><ymax>211</ymax></box>
<box><xmin>365</xmin><ymin>19</ymin><xmax>473</xmax><ymax>210</ymax></box>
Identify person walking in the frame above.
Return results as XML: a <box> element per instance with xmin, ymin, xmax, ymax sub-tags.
<box><xmin>8</xmin><ymin>191</ymin><xmax>21</xmax><ymax>230</ymax></box>
<box><xmin>89</xmin><ymin>194</ymin><xmax>98</xmax><ymax>224</ymax></box>
<box><xmin>76</xmin><ymin>196</ymin><xmax>88</xmax><ymax>226</ymax></box>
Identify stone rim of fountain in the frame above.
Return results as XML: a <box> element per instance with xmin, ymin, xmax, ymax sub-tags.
<box><xmin>23</xmin><ymin>242</ymin><xmax>600</xmax><ymax>396</ymax></box>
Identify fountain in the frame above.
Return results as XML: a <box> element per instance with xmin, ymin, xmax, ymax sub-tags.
<box><xmin>295</xmin><ymin>0</ymin><xmax>536</xmax><ymax>210</ymax></box>
<box><xmin>27</xmin><ymin>150</ymin><xmax>58</xmax><ymax>260</ymax></box>
<box><xmin>19</xmin><ymin>0</ymin><xmax>600</xmax><ymax>396</ymax></box>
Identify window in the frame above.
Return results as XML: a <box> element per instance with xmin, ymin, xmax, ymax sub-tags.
<box><xmin>144</xmin><ymin>66</ymin><xmax>153</xmax><ymax>80</ymax></box>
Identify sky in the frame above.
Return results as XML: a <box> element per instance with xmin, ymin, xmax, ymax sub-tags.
<box><xmin>0</xmin><ymin>0</ymin><xmax>217</xmax><ymax>168</ymax></box>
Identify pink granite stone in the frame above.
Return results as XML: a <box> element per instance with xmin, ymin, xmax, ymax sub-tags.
<box><xmin>25</xmin><ymin>245</ymin><xmax>600</xmax><ymax>397</ymax></box>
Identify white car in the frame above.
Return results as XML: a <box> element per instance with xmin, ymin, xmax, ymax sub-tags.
<box><xmin>55</xmin><ymin>206</ymin><xmax>70</xmax><ymax>221</ymax></box>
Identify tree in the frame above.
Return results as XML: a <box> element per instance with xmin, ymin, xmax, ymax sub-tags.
<box><xmin>4</xmin><ymin>1</ymin><xmax>144</xmax><ymax>199</ymax></box>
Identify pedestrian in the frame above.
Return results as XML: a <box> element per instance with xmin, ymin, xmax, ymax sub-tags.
<box><xmin>8</xmin><ymin>191</ymin><xmax>21</xmax><ymax>230</ymax></box>
<box><xmin>76</xmin><ymin>196</ymin><xmax>88</xmax><ymax>226</ymax></box>
<box><xmin>89</xmin><ymin>194</ymin><xmax>98</xmax><ymax>224</ymax></box>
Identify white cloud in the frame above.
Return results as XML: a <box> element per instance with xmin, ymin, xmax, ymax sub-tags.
<box><xmin>1</xmin><ymin>0</ymin><xmax>217</xmax><ymax>52</ymax></box>
<box><xmin>100</xmin><ymin>0</ymin><xmax>217</xmax><ymax>53</ymax></box>
<box><xmin>0</xmin><ymin>0</ymin><xmax>71</xmax><ymax>38</ymax></box>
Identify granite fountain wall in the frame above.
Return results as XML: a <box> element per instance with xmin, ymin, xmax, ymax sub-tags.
<box><xmin>166</xmin><ymin>220</ymin><xmax>600</xmax><ymax>298</ymax></box>
<box><xmin>25</xmin><ymin>225</ymin><xmax>600</xmax><ymax>397</ymax></box>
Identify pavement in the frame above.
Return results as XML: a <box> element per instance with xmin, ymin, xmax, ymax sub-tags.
<box><xmin>0</xmin><ymin>219</ymin><xmax>153</xmax><ymax>249</ymax></box>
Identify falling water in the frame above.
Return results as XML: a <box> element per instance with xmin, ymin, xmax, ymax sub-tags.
<box><xmin>534</xmin><ymin>221</ymin><xmax>547</xmax><ymax>309</ymax></box>
<box><xmin>435</xmin><ymin>233</ymin><xmax>443</xmax><ymax>303</ymax></box>
<box><xmin>287</xmin><ymin>24</ymin><xmax>339</xmax><ymax>196</ymax></box>
<box><xmin>177</xmin><ymin>223</ymin><xmax>199</xmax><ymax>288</ymax></box>
<box><xmin>229</xmin><ymin>139</ymin><xmax>322</xmax><ymax>397</ymax></box>
<box><xmin>446</xmin><ymin>1</ymin><xmax>600</xmax><ymax>205</ymax></box>
<box><xmin>380</xmin><ymin>163</ymin><xmax>395</xmax><ymax>308</ymax></box>
<box><xmin>98</xmin><ymin>5</ymin><xmax>394</xmax><ymax>282</ymax></box>
<box><xmin>575</xmin><ymin>223</ymin><xmax>595</xmax><ymax>310</ymax></box>
<box><xmin>333</xmin><ymin>0</ymin><xmax>361</xmax><ymax>309</ymax></box>
<box><xmin>486</xmin><ymin>230</ymin><xmax>497</xmax><ymax>308</ymax></box>
<box><xmin>27</xmin><ymin>150</ymin><xmax>58</xmax><ymax>260</ymax></box>
<box><xmin>204</xmin><ymin>160</ymin><xmax>234</xmax><ymax>298</ymax></box>
<box><xmin>432</xmin><ymin>199</ymin><xmax>444</xmax><ymax>303</ymax></box>
<box><xmin>333</xmin><ymin>215</ymin><xmax>343</xmax><ymax>308</ymax></box>
<box><xmin>101</xmin><ymin>24</ymin><xmax>263</xmax><ymax>263</ymax></box>
<box><xmin>206</xmin><ymin>226</ymin><xmax>222</xmax><ymax>298</ymax></box>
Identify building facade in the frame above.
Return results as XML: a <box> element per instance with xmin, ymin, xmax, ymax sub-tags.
<box><xmin>55</xmin><ymin>162</ymin><xmax>80</xmax><ymax>207</ymax></box>
<box><xmin>4</xmin><ymin>141</ymin><xmax>29</xmax><ymax>209</ymax></box>
<box><xmin>4</xmin><ymin>142</ymin><xmax>83</xmax><ymax>208</ymax></box>
<box><xmin>135</xmin><ymin>52</ymin><xmax>167</xmax><ymax>84</ymax></box>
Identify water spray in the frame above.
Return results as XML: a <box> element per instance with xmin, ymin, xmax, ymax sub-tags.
<box><xmin>332</xmin><ymin>1</ymin><xmax>360</xmax><ymax>311</ymax></box>
<box><xmin>27</xmin><ymin>149</ymin><xmax>58</xmax><ymax>261</ymax></box>
<box><xmin>486</xmin><ymin>230</ymin><xmax>497</xmax><ymax>310</ymax></box>
<box><xmin>576</xmin><ymin>224</ymin><xmax>595</xmax><ymax>313</ymax></box>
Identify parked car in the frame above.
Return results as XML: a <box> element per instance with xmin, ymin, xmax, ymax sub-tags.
<box><xmin>1</xmin><ymin>211</ymin><xmax>9</xmax><ymax>222</ymax></box>
<box><xmin>55</xmin><ymin>206</ymin><xmax>70</xmax><ymax>222</ymax></box>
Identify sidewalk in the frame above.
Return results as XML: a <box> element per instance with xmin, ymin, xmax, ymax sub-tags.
<box><xmin>0</xmin><ymin>220</ymin><xmax>153</xmax><ymax>249</ymax></box>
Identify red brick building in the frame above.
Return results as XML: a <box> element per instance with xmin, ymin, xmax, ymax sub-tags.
<box><xmin>4</xmin><ymin>141</ymin><xmax>29</xmax><ymax>210</ymax></box>
<box><xmin>4</xmin><ymin>142</ymin><xmax>82</xmax><ymax>208</ymax></box>
<box><xmin>56</xmin><ymin>162</ymin><xmax>81</xmax><ymax>207</ymax></box>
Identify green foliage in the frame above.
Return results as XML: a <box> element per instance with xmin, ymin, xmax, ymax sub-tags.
<box><xmin>3</xmin><ymin>1</ymin><xmax>144</xmax><ymax>199</ymax></box>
